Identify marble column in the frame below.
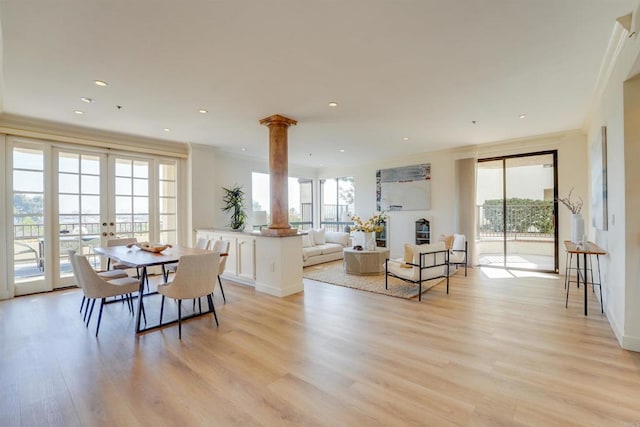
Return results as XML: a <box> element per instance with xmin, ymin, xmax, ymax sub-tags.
<box><xmin>259</xmin><ymin>114</ymin><xmax>298</xmax><ymax>236</ymax></box>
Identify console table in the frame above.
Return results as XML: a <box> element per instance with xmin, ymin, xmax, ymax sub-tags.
<box><xmin>563</xmin><ymin>240</ymin><xmax>606</xmax><ymax>316</ymax></box>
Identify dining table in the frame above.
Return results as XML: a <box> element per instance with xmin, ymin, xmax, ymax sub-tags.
<box><xmin>93</xmin><ymin>244</ymin><xmax>211</xmax><ymax>333</ymax></box>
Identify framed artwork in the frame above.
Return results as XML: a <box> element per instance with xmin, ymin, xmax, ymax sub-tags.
<box><xmin>376</xmin><ymin>163</ymin><xmax>431</xmax><ymax>211</ymax></box>
<box><xmin>591</xmin><ymin>126</ymin><xmax>608</xmax><ymax>230</ymax></box>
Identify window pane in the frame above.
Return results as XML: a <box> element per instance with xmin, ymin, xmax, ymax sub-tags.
<box><xmin>159</xmin><ymin>197</ymin><xmax>176</xmax><ymax>214</ymax></box>
<box><xmin>133</xmin><ymin>196</ymin><xmax>148</xmax><ymax>214</ymax></box>
<box><xmin>115</xmin><ymin>177</ymin><xmax>132</xmax><ymax>195</ymax></box>
<box><xmin>59</xmin><ymin>215</ymin><xmax>79</xmax><ymax>231</ymax></box>
<box><xmin>13</xmin><ymin>194</ymin><xmax>44</xmax><ymax>215</ymax></box>
<box><xmin>14</xmin><ymin>147</ymin><xmax>43</xmax><ymax>170</ymax></box>
<box><xmin>58</xmin><ymin>152</ymin><xmax>79</xmax><ymax>173</ymax></box>
<box><xmin>115</xmin><ymin>159</ymin><xmax>131</xmax><ymax>177</ymax></box>
<box><xmin>81</xmin><ymin>175</ymin><xmax>100</xmax><ymax>195</ymax></box>
<box><xmin>133</xmin><ymin>161</ymin><xmax>148</xmax><ymax>178</ymax></box>
<box><xmin>81</xmin><ymin>155</ymin><xmax>100</xmax><ymax>175</ymax></box>
<box><xmin>160</xmin><ymin>180</ymin><xmax>176</xmax><ymax>197</ymax></box>
<box><xmin>58</xmin><ymin>173</ymin><xmax>79</xmax><ymax>194</ymax></box>
<box><xmin>81</xmin><ymin>195</ymin><xmax>100</xmax><ymax>214</ymax></box>
<box><xmin>133</xmin><ymin>215</ymin><xmax>149</xmax><ymax>233</ymax></box>
<box><xmin>59</xmin><ymin>195</ymin><xmax>79</xmax><ymax>214</ymax></box>
<box><xmin>160</xmin><ymin>214</ymin><xmax>177</xmax><ymax>231</ymax></box>
<box><xmin>116</xmin><ymin>196</ymin><xmax>132</xmax><ymax>213</ymax></box>
<box><xmin>159</xmin><ymin>231</ymin><xmax>176</xmax><ymax>245</ymax></box>
<box><xmin>159</xmin><ymin>163</ymin><xmax>176</xmax><ymax>180</ymax></box>
<box><xmin>80</xmin><ymin>216</ymin><xmax>101</xmax><ymax>235</ymax></box>
<box><xmin>14</xmin><ymin>170</ymin><xmax>43</xmax><ymax>192</ymax></box>
<box><xmin>133</xmin><ymin>178</ymin><xmax>148</xmax><ymax>196</ymax></box>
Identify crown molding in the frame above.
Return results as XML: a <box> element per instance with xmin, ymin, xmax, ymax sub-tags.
<box><xmin>584</xmin><ymin>21</ymin><xmax>631</xmax><ymax>130</ymax></box>
<box><xmin>0</xmin><ymin>113</ymin><xmax>189</xmax><ymax>158</ymax></box>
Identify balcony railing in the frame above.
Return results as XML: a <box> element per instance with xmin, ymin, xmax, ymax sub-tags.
<box><xmin>477</xmin><ymin>203</ymin><xmax>554</xmax><ymax>239</ymax></box>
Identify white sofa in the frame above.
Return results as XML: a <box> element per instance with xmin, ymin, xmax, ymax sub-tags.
<box><xmin>302</xmin><ymin>229</ymin><xmax>350</xmax><ymax>267</ymax></box>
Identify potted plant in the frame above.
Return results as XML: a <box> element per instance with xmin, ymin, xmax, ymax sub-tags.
<box><xmin>221</xmin><ymin>184</ymin><xmax>247</xmax><ymax>231</ymax></box>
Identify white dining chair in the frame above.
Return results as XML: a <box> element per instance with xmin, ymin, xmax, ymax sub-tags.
<box><xmin>157</xmin><ymin>252</ymin><xmax>220</xmax><ymax>339</ymax></box>
<box><xmin>162</xmin><ymin>237</ymin><xmax>209</xmax><ymax>281</ymax></box>
<box><xmin>210</xmin><ymin>239</ymin><xmax>230</xmax><ymax>303</ymax></box>
<box><xmin>72</xmin><ymin>253</ymin><xmax>141</xmax><ymax>337</ymax></box>
<box><xmin>68</xmin><ymin>249</ymin><xmax>129</xmax><ymax>317</ymax></box>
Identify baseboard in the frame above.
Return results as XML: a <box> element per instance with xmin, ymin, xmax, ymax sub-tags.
<box><xmin>254</xmin><ymin>280</ymin><xmax>303</xmax><ymax>297</ymax></box>
<box><xmin>605</xmin><ymin>303</ymin><xmax>640</xmax><ymax>352</ymax></box>
<box><xmin>220</xmin><ymin>273</ymin><xmax>255</xmax><ymax>287</ymax></box>
<box><xmin>622</xmin><ymin>334</ymin><xmax>640</xmax><ymax>352</ymax></box>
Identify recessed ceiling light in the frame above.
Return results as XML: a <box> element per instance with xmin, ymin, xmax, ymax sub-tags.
<box><xmin>74</xmin><ymin>110</ymin><xmax>85</xmax><ymax>115</ymax></box>
<box><xmin>403</xmin><ymin>137</ymin><xmax>409</xmax><ymax>141</ymax></box>
<box><xmin>198</xmin><ymin>109</ymin><xmax>208</xmax><ymax>114</ymax></box>
<box><xmin>80</xmin><ymin>97</ymin><xmax>94</xmax><ymax>104</ymax></box>
<box><xmin>94</xmin><ymin>80</ymin><xmax>108</xmax><ymax>87</ymax></box>
<box><xmin>241</xmin><ymin>147</ymin><xmax>246</xmax><ymax>152</ymax></box>
<box><xmin>163</xmin><ymin>128</ymin><xmax>171</xmax><ymax>132</ymax></box>
<box><xmin>329</xmin><ymin>102</ymin><xmax>338</xmax><ymax>107</ymax></box>
<box><xmin>519</xmin><ymin>114</ymin><xmax>526</xmax><ymax>119</ymax></box>
<box><xmin>339</xmin><ymin>149</ymin><xmax>345</xmax><ymax>153</ymax></box>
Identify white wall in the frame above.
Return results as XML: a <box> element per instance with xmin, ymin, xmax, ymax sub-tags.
<box><xmin>586</xmin><ymin>22</ymin><xmax>640</xmax><ymax>351</ymax></box>
<box><xmin>320</xmin><ymin>132</ymin><xmax>588</xmax><ymax>263</ymax></box>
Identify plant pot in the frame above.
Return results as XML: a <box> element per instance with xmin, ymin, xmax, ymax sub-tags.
<box><xmin>354</xmin><ymin>231</ymin><xmax>376</xmax><ymax>251</ymax></box>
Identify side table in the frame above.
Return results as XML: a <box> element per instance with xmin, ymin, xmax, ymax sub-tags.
<box><xmin>563</xmin><ymin>240</ymin><xmax>606</xmax><ymax>315</ymax></box>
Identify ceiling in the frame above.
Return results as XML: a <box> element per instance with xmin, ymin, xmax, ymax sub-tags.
<box><xmin>0</xmin><ymin>0</ymin><xmax>636</xmax><ymax>167</ymax></box>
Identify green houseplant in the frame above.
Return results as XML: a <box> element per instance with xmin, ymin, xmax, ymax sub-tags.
<box><xmin>221</xmin><ymin>184</ymin><xmax>247</xmax><ymax>231</ymax></box>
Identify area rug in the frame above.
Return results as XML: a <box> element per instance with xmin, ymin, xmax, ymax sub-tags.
<box><xmin>303</xmin><ymin>260</ymin><xmax>451</xmax><ymax>299</ymax></box>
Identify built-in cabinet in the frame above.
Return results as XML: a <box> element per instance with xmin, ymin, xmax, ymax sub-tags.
<box><xmin>415</xmin><ymin>219</ymin><xmax>430</xmax><ymax>245</ymax></box>
<box><xmin>375</xmin><ymin>220</ymin><xmax>388</xmax><ymax>247</ymax></box>
<box><xmin>196</xmin><ymin>229</ymin><xmax>256</xmax><ymax>285</ymax></box>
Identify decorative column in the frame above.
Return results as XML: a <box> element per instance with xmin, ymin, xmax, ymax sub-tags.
<box><xmin>259</xmin><ymin>114</ymin><xmax>298</xmax><ymax>236</ymax></box>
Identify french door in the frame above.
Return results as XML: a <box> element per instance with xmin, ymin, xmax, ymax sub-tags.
<box><xmin>9</xmin><ymin>139</ymin><xmax>178</xmax><ymax>295</ymax></box>
<box><xmin>476</xmin><ymin>151</ymin><xmax>558</xmax><ymax>273</ymax></box>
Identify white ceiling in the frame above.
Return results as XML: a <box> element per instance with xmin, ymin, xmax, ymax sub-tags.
<box><xmin>0</xmin><ymin>0</ymin><xmax>636</xmax><ymax>167</ymax></box>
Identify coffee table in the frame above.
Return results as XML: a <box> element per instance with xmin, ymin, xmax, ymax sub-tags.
<box><xmin>343</xmin><ymin>247</ymin><xmax>390</xmax><ymax>275</ymax></box>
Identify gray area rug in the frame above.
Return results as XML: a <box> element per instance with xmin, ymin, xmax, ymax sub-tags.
<box><xmin>303</xmin><ymin>260</ymin><xmax>450</xmax><ymax>299</ymax></box>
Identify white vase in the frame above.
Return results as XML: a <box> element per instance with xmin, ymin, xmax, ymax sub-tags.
<box><xmin>572</xmin><ymin>214</ymin><xmax>585</xmax><ymax>244</ymax></box>
<box><xmin>354</xmin><ymin>231</ymin><xmax>377</xmax><ymax>251</ymax></box>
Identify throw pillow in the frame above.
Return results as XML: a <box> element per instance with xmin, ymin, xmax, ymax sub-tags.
<box><xmin>452</xmin><ymin>234</ymin><xmax>466</xmax><ymax>252</ymax></box>
<box><xmin>302</xmin><ymin>234</ymin><xmax>313</xmax><ymax>248</ymax></box>
<box><xmin>439</xmin><ymin>234</ymin><xmax>454</xmax><ymax>250</ymax></box>
<box><xmin>311</xmin><ymin>228</ymin><xmax>326</xmax><ymax>245</ymax></box>
<box><xmin>401</xmin><ymin>243</ymin><xmax>413</xmax><ymax>268</ymax></box>
<box><xmin>325</xmin><ymin>231</ymin><xmax>349</xmax><ymax>247</ymax></box>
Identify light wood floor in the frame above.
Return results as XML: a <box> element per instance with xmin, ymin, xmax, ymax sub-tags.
<box><xmin>1</xmin><ymin>268</ymin><xmax>639</xmax><ymax>426</ymax></box>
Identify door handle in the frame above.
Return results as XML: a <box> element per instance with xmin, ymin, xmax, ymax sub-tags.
<box><xmin>102</xmin><ymin>222</ymin><xmax>108</xmax><ymax>227</ymax></box>
<box><xmin>109</xmin><ymin>232</ymin><xmax>115</xmax><ymax>236</ymax></box>
<box><xmin>102</xmin><ymin>232</ymin><xmax>108</xmax><ymax>237</ymax></box>
<box><xmin>109</xmin><ymin>222</ymin><xmax>115</xmax><ymax>226</ymax></box>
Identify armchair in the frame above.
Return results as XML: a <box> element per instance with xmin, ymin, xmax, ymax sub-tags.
<box><xmin>385</xmin><ymin>241</ymin><xmax>450</xmax><ymax>301</ymax></box>
<box><xmin>449</xmin><ymin>234</ymin><xmax>468</xmax><ymax>276</ymax></box>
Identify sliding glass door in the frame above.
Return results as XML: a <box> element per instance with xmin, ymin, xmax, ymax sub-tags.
<box><xmin>476</xmin><ymin>151</ymin><xmax>558</xmax><ymax>272</ymax></box>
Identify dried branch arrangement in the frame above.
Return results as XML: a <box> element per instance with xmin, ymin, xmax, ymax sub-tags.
<box><xmin>557</xmin><ymin>188</ymin><xmax>583</xmax><ymax>214</ymax></box>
